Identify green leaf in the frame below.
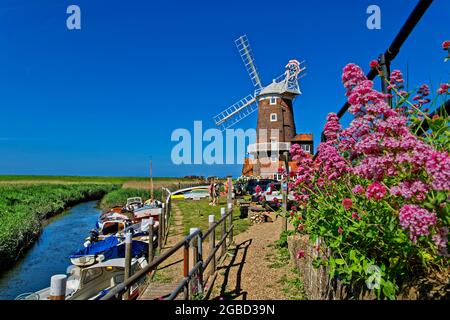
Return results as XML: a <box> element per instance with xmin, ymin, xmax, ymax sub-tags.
<box><xmin>349</xmin><ymin>249</ymin><xmax>356</xmax><ymax>262</ymax></box>
<box><xmin>335</xmin><ymin>258</ymin><xmax>345</xmax><ymax>265</ymax></box>
<box><xmin>382</xmin><ymin>280</ymin><xmax>396</xmax><ymax>300</ymax></box>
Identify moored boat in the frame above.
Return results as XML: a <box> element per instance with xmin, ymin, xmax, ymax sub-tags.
<box><xmin>69</xmin><ymin>235</ymin><xmax>148</xmax><ymax>267</ymax></box>
<box><xmin>15</xmin><ymin>257</ymin><xmax>148</xmax><ymax>300</ymax></box>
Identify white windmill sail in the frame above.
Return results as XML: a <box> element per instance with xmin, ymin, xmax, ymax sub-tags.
<box><xmin>235</xmin><ymin>35</ymin><xmax>263</xmax><ymax>91</ymax></box>
<box><xmin>213</xmin><ymin>94</ymin><xmax>257</xmax><ymax>131</ymax></box>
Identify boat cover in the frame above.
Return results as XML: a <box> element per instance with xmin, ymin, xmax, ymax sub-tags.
<box><xmin>69</xmin><ymin>236</ymin><xmax>148</xmax><ymax>260</ymax></box>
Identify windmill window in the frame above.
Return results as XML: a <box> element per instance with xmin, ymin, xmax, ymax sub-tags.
<box><xmin>269</xmin><ymin>97</ymin><xmax>277</xmax><ymax>105</ymax></box>
<box><xmin>270</xmin><ymin>113</ymin><xmax>277</xmax><ymax>122</ymax></box>
<box><xmin>301</xmin><ymin>144</ymin><xmax>311</xmax><ymax>153</ymax></box>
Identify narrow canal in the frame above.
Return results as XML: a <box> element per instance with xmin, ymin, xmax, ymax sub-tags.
<box><xmin>0</xmin><ymin>201</ymin><xmax>101</xmax><ymax>300</ymax></box>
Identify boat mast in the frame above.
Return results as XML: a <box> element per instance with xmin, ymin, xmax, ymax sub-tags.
<box><xmin>150</xmin><ymin>159</ymin><xmax>154</xmax><ymax>202</ymax></box>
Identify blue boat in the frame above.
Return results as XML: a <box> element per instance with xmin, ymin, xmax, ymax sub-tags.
<box><xmin>69</xmin><ymin>236</ymin><xmax>148</xmax><ymax>267</ymax></box>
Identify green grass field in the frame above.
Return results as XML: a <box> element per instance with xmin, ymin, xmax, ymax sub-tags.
<box><xmin>0</xmin><ymin>175</ymin><xmax>192</xmax><ymax>184</ymax></box>
<box><xmin>174</xmin><ymin>197</ymin><xmax>250</xmax><ymax>240</ymax></box>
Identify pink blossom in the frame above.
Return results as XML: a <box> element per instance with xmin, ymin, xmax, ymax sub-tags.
<box><xmin>337</xmin><ymin>227</ymin><xmax>343</xmax><ymax>234</ymax></box>
<box><xmin>352</xmin><ymin>185</ymin><xmax>365</xmax><ymax>194</ymax></box>
<box><xmin>425</xmin><ymin>151</ymin><xmax>450</xmax><ymax>191</ymax></box>
<box><xmin>296</xmin><ymin>250</ymin><xmax>305</xmax><ymax>259</ymax></box>
<box><xmin>342</xmin><ymin>198</ymin><xmax>353</xmax><ymax>210</ymax></box>
<box><xmin>342</xmin><ymin>63</ymin><xmax>366</xmax><ymax>96</ymax></box>
<box><xmin>432</xmin><ymin>227</ymin><xmax>448</xmax><ymax>254</ymax></box>
<box><xmin>369</xmin><ymin>60</ymin><xmax>379</xmax><ymax>69</ymax></box>
<box><xmin>399</xmin><ymin>205</ymin><xmax>437</xmax><ymax>243</ymax></box>
<box><xmin>437</xmin><ymin>83</ymin><xmax>449</xmax><ymax>95</ymax></box>
<box><xmin>389</xmin><ymin>180</ymin><xmax>429</xmax><ymax>201</ymax></box>
<box><xmin>442</xmin><ymin>40</ymin><xmax>450</xmax><ymax>50</ymax></box>
<box><xmin>323</xmin><ymin>113</ymin><xmax>342</xmax><ymax>141</ymax></box>
<box><xmin>366</xmin><ymin>181</ymin><xmax>387</xmax><ymax>200</ymax></box>
<box><xmin>351</xmin><ymin>212</ymin><xmax>360</xmax><ymax>219</ymax></box>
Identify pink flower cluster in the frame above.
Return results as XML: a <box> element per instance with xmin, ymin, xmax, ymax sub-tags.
<box><xmin>289</xmin><ymin>60</ymin><xmax>449</xmax><ymax>250</ymax></box>
<box><xmin>366</xmin><ymin>181</ymin><xmax>386</xmax><ymax>200</ymax></box>
<box><xmin>323</xmin><ymin>113</ymin><xmax>342</xmax><ymax>141</ymax></box>
<box><xmin>399</xmin><ymin>205</ymin><xmax>437</xmax><ymax>243</ymax></box>
<box><xmin>432</xmin><ymin>227</ymin><xmax>448</xmax><ymax>253</ymax></box>
<box><xmin>390</xmin><ymin>180</ymin><xmax>429</xmax><ymax>201</ymax></box>
<box><xmin>342</xmin><ymin>198</ymin><xmax>353</xmax><ymax>210</ymax></box>
<box><xmin>438</xmin><ymin>83</ymin><xmax>449</xmax><ymax>95</ymax></box>
<box><xmin>426</xmin><ymin>151</ymin><xmax>450</xmax><ymax>191</ymax></box>
<box><xmin>342</xmin><ymin>63</ymin><xmax>366</xmax><ymax>96</ymax></box>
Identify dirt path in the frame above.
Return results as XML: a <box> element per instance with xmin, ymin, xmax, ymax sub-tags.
<box><xmin>209</xmin><ymin>213</ymin><xmax>300</xmax><ymax>300</ymax></box>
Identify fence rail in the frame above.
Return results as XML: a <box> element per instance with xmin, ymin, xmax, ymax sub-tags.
<box><xmin>101</xmin><ymin>177</ymin><xmax>235</xmax><ymax>300</ymax></box>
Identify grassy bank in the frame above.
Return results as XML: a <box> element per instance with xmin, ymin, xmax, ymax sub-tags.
<box><xmin>100</xmin><ymin>188</ymin><xmax>162</xmax><ymax>210</ymax></box>
<box><xmin>174</xmin><ymin>198</ymin><xmax>250</xmax><ymax>240</ymax></box>
<box><xmin>0</xmin><ymin>184</ymin><xmax>117</xmax><ymax>270</ymax></box>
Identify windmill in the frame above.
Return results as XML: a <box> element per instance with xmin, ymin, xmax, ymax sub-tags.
<box><xmin>212</xmin><ymin>35</ymin><xmax>312</xmax><ymax>178</ymax></box>
<box><xmin>213</xmin><ymin>35</ymin><xmax>306</xmax><ymax>131</ymax></box>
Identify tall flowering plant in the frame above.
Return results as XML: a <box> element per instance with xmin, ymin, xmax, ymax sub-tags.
<box><xmin>289</xmin><ymin>48</ymin><xmax>449</xmax><ymax>299</ymax></box>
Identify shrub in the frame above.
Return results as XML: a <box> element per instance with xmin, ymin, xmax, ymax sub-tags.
<box><xmin>286</xmin><ymin>48</ymin><xmax>449</xmax><ymax>299</ymax></box>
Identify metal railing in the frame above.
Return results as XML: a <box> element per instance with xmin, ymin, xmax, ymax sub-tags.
<box><xmin>315</xmin><ymin>0</ymin><xmax>435</xmax><ymax>154</ymax></box>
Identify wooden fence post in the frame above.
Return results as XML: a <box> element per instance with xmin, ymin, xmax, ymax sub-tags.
<box><xmin>124</xmin><ymin>232</ymin><xmax>132</xmax><ymax>300</ymax></box>
<box><xmin>282</xmin><ymin>151</ymin><xmax>289</xmax><ymax>233</ymax></box>
<box><xmin>157</xmin><ymin>212</ymin><xmax>162</xmax><ymax>251</ymax></box>
<box><xmin>220</xmin><ymin>207</ymin><xmax>226</xmax><ymax>257</ymax></box>
<box><xmin>189</xmin><ymin>228</ymin><xmax>199</xmax><ymax>298</ymax></box>
<box><xmin>227</xmin><ymin>202</ymin><xmax>233</xmax><ymax>245</ymax></box>
<box><xmin>148</xmin><ymin>217</ymin><xmax>154</xmax><ymax>263</ymax></box>
<box><xmin>208</xmin><ymin>215</ymin><xmax>216</xmax><ymax>277</ymax></box>
<box><xmin>161</xmin><ymin>203</ymin><xmax>166</xmax><ymax>244</ymax></box>
<box><xmin>183</xmin><ymin>241</ymin><xmax>189</xmax><ymax>300</ymax></box>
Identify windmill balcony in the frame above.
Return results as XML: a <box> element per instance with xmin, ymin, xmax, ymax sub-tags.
<box><xmin>247</xmin><ymin>142</ymin><xmax>291</xmax><ymax>154</ymax></box>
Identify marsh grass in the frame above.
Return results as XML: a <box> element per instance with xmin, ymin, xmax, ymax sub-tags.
<box><xmin>0</xmin><ymin>183</ymin><xmax>117</xmax><ymax>270</ymax></box>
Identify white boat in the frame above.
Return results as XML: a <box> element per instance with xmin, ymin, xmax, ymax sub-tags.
<box><xmin>125</xmin><ymin>197</ymin><xmax>144</xmax><ymax>211</ymax></box>
<box><xmin>16</xmin><ymin>257</ymin><xmax>148</xmax><ymax>300</ymax></box>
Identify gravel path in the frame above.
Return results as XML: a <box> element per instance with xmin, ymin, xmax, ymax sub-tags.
<box><xmin>209</xmin><ymin>212</ymin><xmax>293</xmax><ymax>300</ymax></box>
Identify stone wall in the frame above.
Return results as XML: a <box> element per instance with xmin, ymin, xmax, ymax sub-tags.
<box><xmin>287</xmin><ymin>234</ymin><xmax>449</xmax><ymax>300</ymax></box>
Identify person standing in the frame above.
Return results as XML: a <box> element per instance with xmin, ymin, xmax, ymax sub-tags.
<box><xmin>214</xmin><ymin>180</ymin><xmax>220</xmax><ymax>206</ymax></box>
<box><xmin>209</xmin><ymin>178</ymin><xmax>216</xmax><ymax>206</ymax></box>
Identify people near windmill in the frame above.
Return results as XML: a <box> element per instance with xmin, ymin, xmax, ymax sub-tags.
<box><xmin>214</xmin><ymin>180</ymin><xmax>220</xmax><ymax>205</ymax></box>
<box><xmin>208</xmin><ymin>178</ymin><xmax>216</xmax><ymax>206</ymax></box>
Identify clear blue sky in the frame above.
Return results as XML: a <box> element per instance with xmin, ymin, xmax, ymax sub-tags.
<box><xmin>0</xmin><ymin>0</ymin><xmax>449</xmax><ymax>177</ymax></box>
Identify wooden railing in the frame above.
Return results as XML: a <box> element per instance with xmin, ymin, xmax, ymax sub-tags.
<box><xmin>101</xmin><ymin>177</ymin><xmax>234</xmax><ymax>300</ymax></box>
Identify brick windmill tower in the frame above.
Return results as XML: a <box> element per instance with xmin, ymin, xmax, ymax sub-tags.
<box><xmin>213</xmin><ymin>35</ymin><xmax>313</xmax><ymax>179</ymax></box>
